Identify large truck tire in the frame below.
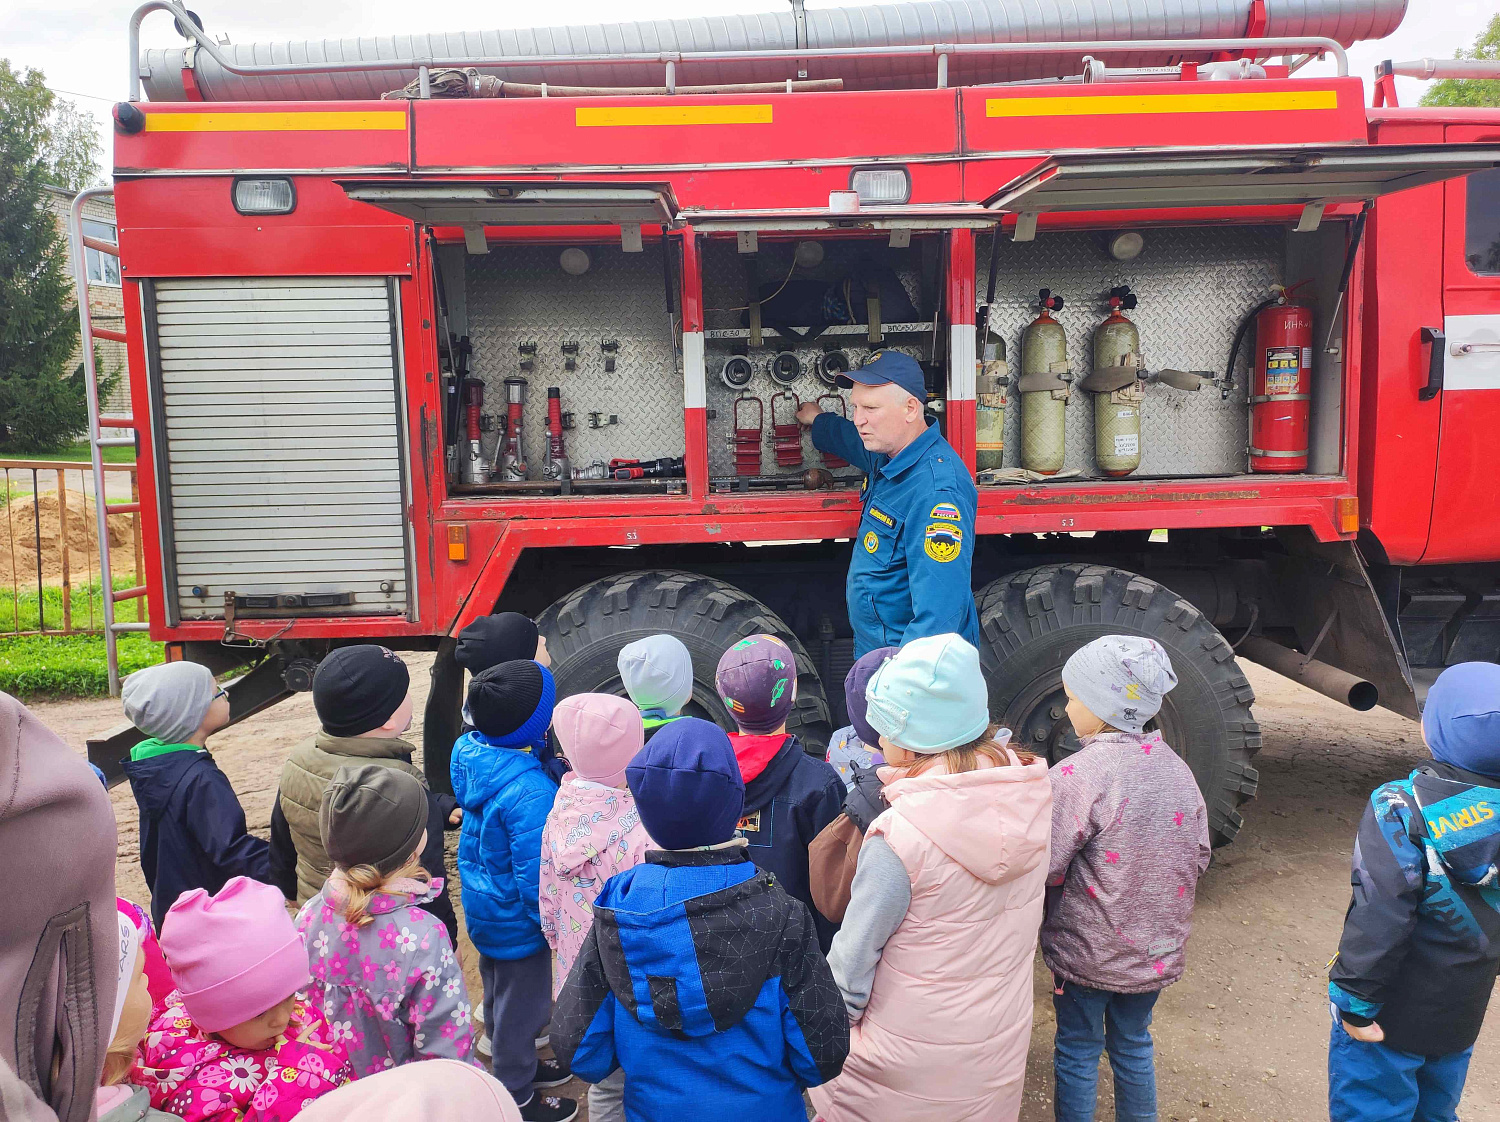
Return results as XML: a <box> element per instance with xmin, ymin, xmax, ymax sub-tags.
<box><xmin>536</xmin><ymin>569</ymin><xmax>833</xmax><ymax>754</ymax></box>
<box><xmin>976</xmin><ymin>564</ymin><xmax>1260</xmax><ymax>846</ymax></box>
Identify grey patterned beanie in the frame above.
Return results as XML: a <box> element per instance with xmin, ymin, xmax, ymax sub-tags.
<box><xmin>1062</xmin><ymin>635</ymin><xmax>1178</xmax><ymax>734</ymax></box>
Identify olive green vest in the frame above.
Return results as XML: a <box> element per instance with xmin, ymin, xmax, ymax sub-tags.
<box><xmin>278</xmin><ymin>730</ymin><xmax>426</xmax><ymax>904</ymax></box>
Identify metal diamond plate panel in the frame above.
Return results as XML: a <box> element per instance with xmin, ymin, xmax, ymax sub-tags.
<box><xmin>465</xmin><ymin>244</ymin><xmax>684</xmax><ymax>475</ymax></box>
<box><xmin>701</xmin><ymin>238</ymin><xmax>936</xmax><ymax>478</ymax></box>
<box><xmin>978</xmin><ymin>226</ymin><xmax>1285</xmax><ymax>478</ymax></box>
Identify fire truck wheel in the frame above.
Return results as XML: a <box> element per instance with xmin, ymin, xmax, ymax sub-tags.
<box><xmin>535</xmin><ymin>569</ymin><xmax>834</xmax><ymax>755</ymax></box>
<box><xmin>975</xmin><ymin>563</ymin><xmax>1261</xmax><ymax>847</ymax></box>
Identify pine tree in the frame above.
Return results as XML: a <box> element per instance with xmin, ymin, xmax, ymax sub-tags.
<box><xmin>1420</xmin><ymin>15</ymin><xmax>1500</xmax><ymax>109</ymax></box>
<box><xmin>0</xmin><ymin>62</ymin><xmax>92</xmax><ymax>452</ymax></box>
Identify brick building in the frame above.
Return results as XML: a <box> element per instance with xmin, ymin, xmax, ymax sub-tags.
<box><xmin>43</xmin><ymin>184</ymin><xmax>132</xmax><ymax>417</ymax></box>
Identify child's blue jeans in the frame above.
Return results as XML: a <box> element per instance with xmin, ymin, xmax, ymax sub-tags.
<box><xmin>1328</xmin><ymin>1009</ymin><xmax>1471</xmax><ymax>1122</ymax></box>
<box><xmin>1052</xmin><ymin>981</ymin><xmax>1161</xmax><ymax>1122</ymax></box>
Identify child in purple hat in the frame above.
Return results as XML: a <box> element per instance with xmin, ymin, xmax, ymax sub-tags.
<box><xmin>824</xmin><ymin>646</ymin><xmax>898</xmax><ymax>791</ymax></box>
<box><xmin>715</xmin><ymin>635</ymin><xmax>845</xmax><ymax>950</ymax></box>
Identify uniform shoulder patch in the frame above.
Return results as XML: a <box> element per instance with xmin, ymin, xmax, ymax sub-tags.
<box><xmin>868</xmin><ymin>506</ymin><xmax>896</xmax><ymax>528</ymax></box>
<box><xmin>924</xmin><ymin>523</ymin><xmax>963</xmax><ymax>563</ymax></box>
<box><xmin>863</xmin><ymin>530</ymin><xmax>879</xmax><ymax>554</ymax></box>
<box><xmin>929</xmin><ymin>501</ymin><xmax>962</xmax><ymax>523</ymax></box>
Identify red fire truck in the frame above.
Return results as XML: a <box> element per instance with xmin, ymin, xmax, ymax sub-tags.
<box><xmin>77</xmin><ymin>0</ymin><xmax>1500</xmax><ymax>845</ymax></box>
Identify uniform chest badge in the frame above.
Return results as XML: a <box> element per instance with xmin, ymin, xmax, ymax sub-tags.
<box><xmin>924</xmin><ymin>523</ymin><xmax>963</xmax><ymax>563</ymax></box>
<box><xmin>868</xmin><ymin>507</ymin><xmax>895</xmax><ymax>528</ymax></box>
<box><xmin>863</xmin><ymin>530</ymin><xmax>879</xmax><ymax>553</ymax></box>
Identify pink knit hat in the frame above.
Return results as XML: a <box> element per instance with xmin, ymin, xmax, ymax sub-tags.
<box><xmin>160</xmin><ymin>877</ymin><xmax>309</xmax><ymax>1033</ymax></box>
<box><xmin>553</xmin><ymin>693</ymin><xmax>645</xmax><ymax>788</ymax></box>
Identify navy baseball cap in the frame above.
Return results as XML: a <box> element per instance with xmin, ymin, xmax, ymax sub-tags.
<box><xmin>836</xmin><ymin>350</ymin><xmax>926</xmax><ymax>402</ymax></box>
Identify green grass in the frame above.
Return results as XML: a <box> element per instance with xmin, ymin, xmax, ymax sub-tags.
<box><xmin>0</xmin><ymin>578</ymin><xmax>146</xmax><ymax>635</ymax></box>
<box><xmin>0</xmin><ymin>633</ymin><xmax>162</xmax><ymax>697</ymax></box>
<box><xmin>0</xmin><ymin>441</ymin><xmax>135</xmax><ymax>464</ymax></box>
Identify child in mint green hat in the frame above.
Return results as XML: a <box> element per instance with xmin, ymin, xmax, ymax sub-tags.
<box><xmin>812</xmin><ymin>632</ymin><xmax>1050</xmax><ymax>1122</ymax></box>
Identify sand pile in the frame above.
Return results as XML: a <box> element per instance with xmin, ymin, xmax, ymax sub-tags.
<box><xmin>0</xmin><ymin>490</ymin><xmax>138</xmax><ymax>588</ymax></box>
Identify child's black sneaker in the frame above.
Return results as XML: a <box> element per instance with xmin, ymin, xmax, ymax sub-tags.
<box><xmin>533</xmin><ymin>1057</ymin><xmax>571</xmax><ymax>1089</ymax></box>
<box><xmin>517</xmin><ymin>1094</ymin><xmax>577</xmax><ymax>1122</ymax></box>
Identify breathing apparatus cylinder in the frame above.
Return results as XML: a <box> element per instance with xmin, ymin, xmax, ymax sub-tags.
<box><xmin>1019</xmin><ymin>289</ymin><xmax>1071</xmax><ymax>475</ymax></box>
<box><xmin>975</xmin><ymin>323</ymin><xmax>1007</xmax><ymax>472</ymax></box>
<box><xmin>1087</xmin><ymin>286</ymin><xmax>1144</xmax><ymax>478</ymax></box>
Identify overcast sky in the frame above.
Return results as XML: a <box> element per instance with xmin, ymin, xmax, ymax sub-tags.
<box><xmin>3</xmin><ymin>0</ymin><xmax>1493</xmax><ymax>177</ymax></box>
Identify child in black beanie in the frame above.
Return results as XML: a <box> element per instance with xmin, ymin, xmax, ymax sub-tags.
<box><xmin>268</xmin><ymin>645</ymin><xmax>460</xmax><ymax>943</ymax></box>
<box><xmin>452</xmin><ymin>660</ymin><xmax>575</xmax><ymax>1122</ymax></box>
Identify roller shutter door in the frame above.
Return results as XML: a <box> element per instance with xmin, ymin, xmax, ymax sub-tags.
<box><xmin>150</xmin><ymin>277</ymin><xmax>411</xmax><ymax>621</ymax></box>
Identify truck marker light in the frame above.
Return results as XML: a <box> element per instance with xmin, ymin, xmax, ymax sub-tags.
<box><xmin>1337</xmin><ymin>497</ymin><xmax>1359</xmax><ymax>535</ymax></box>
<box><xmin>448</xmin><ymin>524</ymin><xmax>468</xmax><ymax>562</ymax></box>
<box><xmin>232</xmin><ymin>178</ymin><xmax>296</xmax><ymax>215</ymax></box>
<box><xmin>985</xmin><ymin>89</ymin><xmax>1338</xmax><ymax>118</ymax></box>
<box><xmin>575</xmin><ymin>104</ymin><xmax>772</xmax><ymax>127</ymax></box>
<box><xmin>850</xmin><ymin>166</ymin><xmax>911</xmax><ymax>206</ymax></box>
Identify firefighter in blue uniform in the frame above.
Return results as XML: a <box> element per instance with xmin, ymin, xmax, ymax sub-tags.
<box><xmin>797</xmin><ymin>351</ymin><xmax>979</xmax><ymax>658</ymax></box>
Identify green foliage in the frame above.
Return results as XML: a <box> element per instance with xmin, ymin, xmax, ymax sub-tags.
<box><xmin>0</xmin><ymin>577</ymin><xmax>146</xmax><ymax>636</ymax></box>
<box><xmin>0</xmin><ymin>62</ymin><xmax>92</xmax><ymax>453</ymax></box>
<box><xmin>43</xmin><ymin>99</ymin><xmax>102</xmax><ymax>193</ymax></box>
<box><xmin>2</xmin><ymin>435</ymin><xmax>136</xmax><ymax>459</ymax></box>
<box><xmin>1420</xmin><ymin>14</ymin><xmax>1500</xmax><ymax>108</ymax></box>
<box><xmin>0</xmin><ymin>633</ymin><xmax>162</xmax><ymax>697</ymax></box>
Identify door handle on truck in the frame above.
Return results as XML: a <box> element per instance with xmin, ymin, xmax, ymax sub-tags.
<box><xmin>1419</xmin><ymin>327</ymin><xmax>1444</xmax><ymax>401</ymax></box>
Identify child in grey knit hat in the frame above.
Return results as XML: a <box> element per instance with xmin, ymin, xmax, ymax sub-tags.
<box><xmin>120</xmin><ymin>662</ymin><xmax>269</xmax><ymax>930</ymax></box>
<box><xmin>1044</xmin><ymin>635</ymin><xmax>1211</xmax><ymax>1122</ymax></box>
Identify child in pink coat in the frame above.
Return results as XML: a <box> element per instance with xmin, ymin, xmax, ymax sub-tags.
<box><xmin>539</xmin><ymin>693</ymin><xmax>654</xmax><ymax>1122</ymax></box>
<box><xmin>132</xmin><ymin>877</ymin><xmax>353</xmax><ymax>1122</ymax></box>
<box><xmin>810</xmin><ymin>634</ymin><xmax>1052</xmax><ymax>1122</ymax></box>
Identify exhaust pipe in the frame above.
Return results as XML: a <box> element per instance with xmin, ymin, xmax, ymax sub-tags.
<box><xmin>1237</xmin><ymin>635</ymin><xmax>1378</xmax><ymax>712</ymax></box>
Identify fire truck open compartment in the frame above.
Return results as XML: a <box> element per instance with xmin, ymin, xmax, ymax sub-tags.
<box><xmin>436</xmin><ymin>237</ymin><xmax>688</xmax><ymax>494</ymax></box>
<box><xmin>974</xmin><ymin>218</ymin><xmax>1354</xmax><ymax>481</ymax></box>
<box><xmin>701</xmin><ymin>233</ymin><xmax>942</xmax><ymax>485</ymax></box>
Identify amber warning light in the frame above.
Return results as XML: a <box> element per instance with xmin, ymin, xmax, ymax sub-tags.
<box><xmin>1337</xmin><ymin>496</ymin><xmax>1359</xmax><ymax>535</ymax></box>
<box><xmin>447</xmin><ymin>524</ymin><xmax>468</xmax><ymax>562</ymax></box>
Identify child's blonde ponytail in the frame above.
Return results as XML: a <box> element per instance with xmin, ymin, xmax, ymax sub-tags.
<box><xmin>335</xmin><ymin>856</ymin><xmax>430</xmax><ymax>927</ymax></box>
<box><xmin>904</xmin><ymin>723</ymin><xmax>1037</xmax><ymax>777</ymax></box>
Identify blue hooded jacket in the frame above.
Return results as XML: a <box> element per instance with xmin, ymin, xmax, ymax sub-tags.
<box><xmin>550</xmin><ymin>846</ymin><xmax>848</xmax><ymax>1122</ymax></box>
<box><xmin>451</xmin><ymin>730</ymin><xmax>559</xmax><ymax>959</ymax></box>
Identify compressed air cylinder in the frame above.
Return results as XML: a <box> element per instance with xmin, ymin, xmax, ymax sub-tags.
<box><xmin>975</xmin><ymin>326</ymin><xmax>1007</xmax><ymax>472</ymax></box>
<box><xmin>1091</xmin><ymin>307</ymin><xmax>1143</xmax><ymax>477</ymax></box>
<box><xmin>1019</xmin><ymin>298</ymin><xmax>1070</xmax><ymax>476</ymax></box>
<box><xmin>1094</xmin><ymin>384</ymin><xmax>1143</xmax><ymax>477</ymax></box>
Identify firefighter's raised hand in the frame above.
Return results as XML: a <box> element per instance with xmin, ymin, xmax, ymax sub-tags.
<box><xmin>796</xmin><ymin>401</ymin><xmax>822</xmax><ymax>426</ymax></box>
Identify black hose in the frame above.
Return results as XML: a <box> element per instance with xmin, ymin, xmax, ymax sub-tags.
<box><xmin>1223</xmin><ymin>296</ymin><xmax>1281</xmax><ymax>394</ymax></box>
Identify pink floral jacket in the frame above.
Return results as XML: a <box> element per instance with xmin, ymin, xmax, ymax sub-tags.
<box><xmin>294</xmin><ymin>876</ymin><xmax>477</xmax><ymax>1076</ymax></box>
<box><xmin>130</xmin><ymin>992</ymin><xmax>352</xmax><ymax>1122</ymax></box>
<box><xmin>539</xmin><ymin>777</ymin><xmax>654</xmax><ymax>994</ymax></box>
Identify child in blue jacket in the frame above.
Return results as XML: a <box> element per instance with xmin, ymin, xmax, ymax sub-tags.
<box><xmin>1327</xmin><ymin>662</ymin><xmax>1500</xmax><ymax>1122</ymax></box>
<box><xmin>550</xmin><ymin>717</ymin><xmax>848</xmax><ymax>1122</ymax></box>
<box><xmin>451</xmin><ymin>659</ymin><xmax>575</xmax><ymax>1122</ymax></box>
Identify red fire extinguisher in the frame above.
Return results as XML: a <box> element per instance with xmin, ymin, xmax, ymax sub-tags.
<box><xmin>1248</xmin><ymin>301</ymin><xmax>1313</xmax><ymax>473</ymax></box>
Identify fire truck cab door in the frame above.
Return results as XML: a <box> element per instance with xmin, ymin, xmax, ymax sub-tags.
<box><xmin>1426</xmin><ymin>126</ymin><xmax>1500</xmax><ymax>564</ymax></box>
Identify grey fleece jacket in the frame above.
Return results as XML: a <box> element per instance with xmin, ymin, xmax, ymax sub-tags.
<box><xmin>1041</xmin><ymin>730</ymin><xmax>1212</xmax><ymax>993</ymax></box>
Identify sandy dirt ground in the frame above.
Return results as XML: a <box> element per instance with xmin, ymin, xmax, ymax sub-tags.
<box><xmin>38</xmin><ymin>657</ymin><xmax>1499</xmax><ymax>1122</ymax></box>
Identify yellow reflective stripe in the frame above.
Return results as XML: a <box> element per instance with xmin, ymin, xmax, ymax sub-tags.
<box><xmin>575</xmin><ymin>104</ymin><xmax>774</xmax><ymax>127</ymax></box>
<box><xmin>985</xmin><ymin>89</ymin><xmax>1339</xmax><ymax>117</ymax></box>
<box><xmin>142</xmin><ymin>111</ymin><xmax>407</xmax><ymax>132</ymax></box>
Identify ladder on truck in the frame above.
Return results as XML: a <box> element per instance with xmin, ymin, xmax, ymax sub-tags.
<box><xmin>67</xmin><ymin>187</ymin><xmax>149</xmax><ymax>696</ymax></box>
